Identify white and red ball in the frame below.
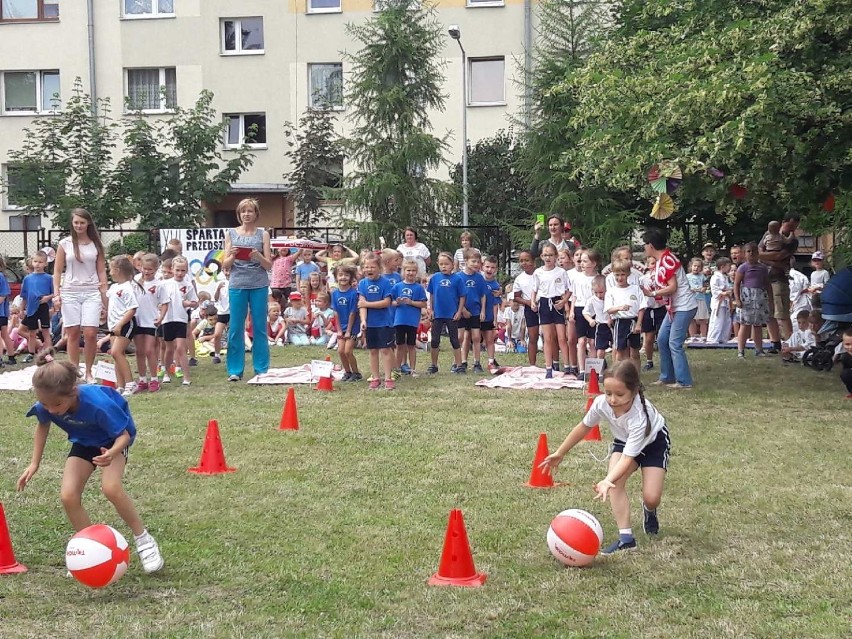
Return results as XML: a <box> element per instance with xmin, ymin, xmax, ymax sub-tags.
<box><xmin>547</xmin><ymin>509</ymin><xmax>603</xmax><ymax>567</ymax></box>
<box><xmin>66</xmin><ymin>524</ymin><xmax>130</xmax><ymax>588</ymax></box>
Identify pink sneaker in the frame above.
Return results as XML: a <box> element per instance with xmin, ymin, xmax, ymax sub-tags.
<box><xmin>384</xmin><ymin>379</ymin><xmax>396</xmax><ymax>391</ymax></box>
<box><xmin>148</xmin><ymin>380</ymin><xmax>161</xmax><ymax>393</ymax></box>
<box><xmin>368</xmin><ymin>379</ymin><xmax>381</xmax><ymax>390</ymax></box>
<box><xmin>135</xmin><ymin>380</ymin><xmax>149</xmax><ymax>393</ymax></box>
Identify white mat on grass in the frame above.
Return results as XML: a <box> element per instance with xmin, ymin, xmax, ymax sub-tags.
<box><xmin>246</xmin><ymin>364</ymin><xmax>346</xmax><ymax>385</ymax></box>
<box><xmin>0</xmin><ymin>365</ymin><xmax>37</xmax><ymax>391</ymax></box>
<box><xmin>474</xmin><ymin>366</ymin><xmax>585</xmax><ymax>390</ymax></box>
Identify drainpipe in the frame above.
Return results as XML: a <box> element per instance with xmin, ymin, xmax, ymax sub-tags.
<box><xmin>87</xmin><ymin>0</ymin><xmax>97</xmax><ymax>113</ymax></box>
<box><xmin>523</xmin><ymin>0</ymin><xmax>532</xmax><ymax>128</ymax></box>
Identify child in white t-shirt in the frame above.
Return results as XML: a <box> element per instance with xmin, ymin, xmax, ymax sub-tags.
<box><xmin>781</xmin><ymin>309</ymin><xmax>816</xmax><ymax>362</ymax></box>
<box><xmin>502</xmin><ymin>299</ymin><xmax>526</xmax><ymax>352</ymax></box>
<box><xmin>605</xmin><ymin>259</ymin><xmax>646</xmax><ymax>363</ymax></box>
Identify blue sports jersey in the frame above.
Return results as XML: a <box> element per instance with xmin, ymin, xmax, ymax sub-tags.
<box><xmin>0</xmin><ymin>272</ymin><xmax>10</xmax><ymax>317</ymax></box>
<box><xmin>295</xmin><ymin>261</ymin><xmax>319</xmax><ymax>282</ymax></box>
<box><xmin>357</xmin><ymin>275</ymin><xmax>392</xmax><ymax>328</ymax></box>
<box><xmin>382</xmin><ymin>272</ymin><xmax>401</xmax><ymax>324</ymax></box>
<box><xmin>26</xmin><ymin>384</ymin><xmax>137</xmax><ymax>448</ymax></box>
<box><xmin>331</xmin><ymin>287</ymin><xmax>360</xmax><ymax>334</ymax></box>
<box><xmin>20</xmin><ymin>272</ymin><xmax>53</xmax><ymax>318</ymax></box>
<box><xmin>391</xmin><ymin>281</ymin><xmax>427</xmax><ymax>327</ymax></box>
<box><xmin>457</xmin><ymin>271</ymin><xmax>488</xmax><ymax>316</ymax></box>
<box><xmin>484</xmin><ymin>279</ymin><xmax>502</xmax><ymax>322</ymax></box>
<box><xmin>427</xmin><ymin>272</ymin><xmax>464</xmax><ymax>319</ymax></box>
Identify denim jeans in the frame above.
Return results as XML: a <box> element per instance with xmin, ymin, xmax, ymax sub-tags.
<box><xmin>227</xmin><ymin>286</ymin><xmax>270</xmax><ymax>378</ymax></box>
<box><xmin>657</xmin><ymin>308</ymin><xmax>697</xmax><ymax>386</ymax></box>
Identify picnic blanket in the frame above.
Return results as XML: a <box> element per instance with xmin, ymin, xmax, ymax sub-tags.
<box><xmin>474</xmin><ymin>366</ymin><xmax>585</xmax><ymax>390</ymax></box>
<box><xmin>687</xmin><ymin>339</ymin><xmax>772</xmax><ymax>349</ymax></box>
<box><xmin>247</xmin><ymin>364</ymin><xmax>345</xmax><ymax>385</ymax></box>
<box><xmin>0</xmin><ymin>365</ymin><xmax>38</xmax><ymax>391</ymax></box>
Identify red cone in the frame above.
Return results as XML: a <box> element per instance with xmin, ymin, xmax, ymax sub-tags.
<box><xmin>428</xmin><ymin>509</ymin><xmax>486</xmax><ymax>587</ymax></box>
<box><xmin>188</xmin><ymin>420</ymin><xmax>236</xmax><ymax>474</ymax></box>
<box><xmin>0</xmin><ymin>503</ymin><xmax>27</xmax><ymax>574</ymax></box>
<box><xmin>585</xmin><ymin>369</ymin><xmax>601</xmax><ymax>396</ymax></box>
<box><xmin>525</xmin><ymin>433</ymin><xmax>555</xmax><ymax>488</ymax></box>
<box><xmin>582</xmin><ymin>396</ymin><xmax>602</xmax><ymax>441</ymax></box>
<box><xmin>315</xmin><ymin>355</ymin><xmax>334</xmax><ymax>391</ymax></box>
<box><xmin>279</xmin><ymin>388</ymin><xmax>299</xmax><ymax>431</ymax></box>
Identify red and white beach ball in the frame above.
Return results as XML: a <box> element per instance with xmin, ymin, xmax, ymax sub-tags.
<box><xmin>547</xmin><ymin>509</ymin><xmax>603</xmax><ymax>567</ymax></box>
<box><xmin>66</xmin><ymin>524</ymin><xmax>130</xmax><ymax>588</ymax></box>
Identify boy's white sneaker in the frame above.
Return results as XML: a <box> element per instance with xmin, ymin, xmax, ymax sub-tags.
<box><xmin>136</xmin><ymin>533</ymin><xmax>164</xmax><ymax>573</ymax></box>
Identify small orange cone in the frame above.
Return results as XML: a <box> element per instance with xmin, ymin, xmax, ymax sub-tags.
<box><xmin>585</xmin><ymin>369</ymin><xmax>601</xmax><ymax>396</ymax></box>
<box><xmin>428</xmin><ymin>509</ymin><xmax>486</xmax><ymax>587</ymax></box>
<box><xmin>315</xmin><ymin>355</ymin><xmax>334</xmax><ymax>392</ymax></box>
<box><xmin>525</xmin><ymin>433</ymin><xmax>555</xmax><ymax>488</ymax></box>
<box><xmin>279</xmin><ymin>388</ymin><xmax>299</xmax><ymax>431</ymax></box>
<box><xmin>0</xmin><ymin>503</ymin><xmax>27</xmax><ymax>574</ymax></box>
<box><xmin>188</xmin><ymin>420</ymin><xmax>236</xmax><ymax>474</ymax></box>
<box><xmin>582</xmin><ymin>396</ymin><xmax>602</xmax><ymax>441</ymax></box>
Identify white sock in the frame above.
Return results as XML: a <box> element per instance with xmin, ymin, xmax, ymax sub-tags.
<box><xmin>134</xmin><ymin>530</ymin><xmax>150</xmax><ymax>545</ymax></box>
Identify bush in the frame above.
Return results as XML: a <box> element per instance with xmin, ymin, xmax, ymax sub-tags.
<box><xmin>107</xmin><ymin>232</ymin><xmax>151</xmax><ymax>259</ymax></box>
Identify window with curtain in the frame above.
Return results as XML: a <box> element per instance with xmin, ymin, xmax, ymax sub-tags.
<box><xmin>308</xmin><ymin>0</ymin><xmax>341</xmax><ymax>12</ymax></box>
<box><xmin>309</xmin><ymin>63</ymin><xmax>343</xmax><ymax>109</ymax></box>
<box><xmin>123</xmin><ymin>0</ymin><xmax>174</xmax><ymax>17</ymax></box>
<box><xmin>126</xmin><ymin>68</ymin><xmax>176</xmax><ymax>111</ymax></box>
<box><xmin>469</xmin><ymin>57</ymin><xmax>505</xmax><ymax>105</ymax></box>
<box><xmin>222</xmin><ymin>17</ymin><xmax>264</xmax><ymax>54</ymax></box>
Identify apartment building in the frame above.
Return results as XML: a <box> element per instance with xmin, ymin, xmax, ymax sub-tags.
<box><xmin>0</xmin><ymin>0</ymin><xmax>536</xmax><ymax>232</ymax></box>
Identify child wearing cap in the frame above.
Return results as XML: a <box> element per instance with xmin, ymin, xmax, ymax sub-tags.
<box><xmin>283</xmin><ymin>292</ymin><xmax>309</xmax><ymax>345</ymax></box>
<box><xmin>808</xmin><ymin>251</ymin><xmax>830</xmax><ymax>294</ymax></box>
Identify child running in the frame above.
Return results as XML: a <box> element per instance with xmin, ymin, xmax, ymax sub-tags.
<box><xmin>17</xmin><ymin>352</ymin><xmax>164</xmax><ymax>573</ymax></box>
<box><xmin>426</xmin><ymin>252</ymin><xmax>465</xmax><ymax>374</ymax></box>
<box><xmin>107</xmin><ymin>257</ymin><xmax>141</xmax><ymax>396</ymax></box>
<box><xmin>331</xmin><ymin>265</ymin><xmax>362</xmax><ymax>381</ymax></box>
<box><xmin>540</xmin><ymin>359</ymin><xmax>671</xmax><ymax>554</ymax></box>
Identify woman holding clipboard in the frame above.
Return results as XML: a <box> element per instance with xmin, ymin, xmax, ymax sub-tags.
<box><xmin>222</xmin><ymin>198</ymin><xmax>272</xmax><ymax>381</ymax></box>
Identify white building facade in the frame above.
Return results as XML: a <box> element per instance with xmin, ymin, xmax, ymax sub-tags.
<box><xmin>0</xmin><ymin>0</ymin><xmax>536</xmax><ymax>232</ymax></box>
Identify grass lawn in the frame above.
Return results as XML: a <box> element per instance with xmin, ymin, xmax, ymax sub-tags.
<box><xmin>1</xmin><ymin>347</ymin><xmax>850</xmax><ymax>638</ymax></box>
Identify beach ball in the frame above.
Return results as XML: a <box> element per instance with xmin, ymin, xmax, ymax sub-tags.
<box><xmin>66</xmin><ymin>524</ymin><xmax>130</xmax><ymax>588</ymax></box>
<box><xmin>547</xmin><ymin>509</ymin><xmax>603</xmax><ymax>567</ymax></box>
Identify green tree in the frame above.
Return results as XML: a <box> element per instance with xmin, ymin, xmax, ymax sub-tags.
<box><xmin>341</xmin><ymin>0</ymin><xmax>455</xmax><ymax>248</ymax></box>
<box><xmin>561</xmin><ymin>0</ymin><xmax>851</xmax><ymax>250</ymax></box>
<box><xmin>519</xmin><ymin>0</ymin><xmax>637</xmax><ymax>256</ymax></box>
<box><xmin>284</xmin><ymin>105</ymin><xmax>343</xmax><ymax>231</ymax></box>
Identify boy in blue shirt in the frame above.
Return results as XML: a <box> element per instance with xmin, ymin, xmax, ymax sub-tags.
<box><xmin>331</xmin><ymin>264</ymin><xmax>362</xmax><ymax>382</ymax></box>
<box><xmin>392</xmin><ymin>260</ymin><xmax>428</xmax><ymax>376</ymax></box>
<box><xmin>456</xmin><ymin>249</ymin><xmax>488</xmax><ymax>373</ymax></box>
<box><xmin>482</xmin><ymin>255</ymin><xmax>503</xmax><ymax>372</ymax></box>
<box><xmin>426</xmin><ymin>252</ymin><xmax>466</xmax><ymax>374</ymax></box>
<box><xmin>358</xmin><ymin>254</ymin><xmax>396</xmax><ymax>390</ymax></box>
<box><xmin>294</xmin><ymin>249</ymin><xmax>320</xmax><ymax>291</ymax></box>
<box><xmin>19</xmin><ymin>250</ymin><xmax>54</xmax><ymax>362</ymax></box>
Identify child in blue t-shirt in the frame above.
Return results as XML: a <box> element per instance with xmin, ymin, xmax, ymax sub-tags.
<box><xmin>19</xmin><ymin>250</ymin><xmax>54</xmax><ymax>362</ymax></box>
<box><xmin>358</xmin><ymin>254</ymin><xmax>395</xmax><ymax>390</ymax></box>
<box><xmin>456</xmin><ymin>249</ymin><xmax>488</xmax><ymax>373</ymax></box>
<box><xmin>392</xmin><ymin>260</ymin><xmax>428</xmax><ymax>376</ymax></box>
<box><xmin>294</xmin><ymin>249</ymin><xmax>320</xmax><ymax>290</ymax></box>
<box><xmin>426</xmin><ymin>252</ymin><xmax>465</xmax><ymax>374</ymax></box>
<box><xmin>0</xmin><ymin>254</ymin><xmax>15</xmax><ymax>364</ymax></box>
<box><xmin>331</xmin><ymin>264</ymin><xmax>362</xmax><ymax>382</ymax></box>
<box><xmin>482</xmin><ymin>255</ymin><xmax>503</xmax><ymax>372</ymax></box>
<box><xmin>17</xmin><ymin>352</ymin><xmax>164</xmax><ymax>574</ymax></box>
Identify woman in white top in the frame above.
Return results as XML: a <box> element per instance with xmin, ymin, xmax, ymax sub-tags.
<box><xmin>52</xmin><ymin>208</ymin><xmax>108</xmax><ymax>383</ymax></box>
<box><xmin>396</xmin><ymin>227</ymin><xmax>431</xmax><ymax>278</ymax></box>
<box><xmin>641</xmin><ymin>227</ymin><xmax>698</xmax><ymax>389</ymax></box>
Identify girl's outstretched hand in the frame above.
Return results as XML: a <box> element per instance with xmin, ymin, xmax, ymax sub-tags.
<box><xmin>538</xmin><ymin>453</ymin><xmax>563</xmax><ymax>475</ymax></box>
<box><xmin>16</xmin><ymin>464</ymin><xmax>38</xmax><ymax>491</ymax></box>
<box><xmin>593</xmin><ymin>479</ymin><xmax>616</xmax><ymax>502</ymax></box>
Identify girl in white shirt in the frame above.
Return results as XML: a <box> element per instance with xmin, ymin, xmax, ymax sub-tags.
<box><xmin>569</xmin><ymin>248</ymin><xmax>602</xmax><ymax>380</ymax></box>
<box><xmin>133</xmin><ymin>253</ymin><xmax>161</xmax><ymax>392</ymax></box>
<box><xmin>531</xmin><ymin>244</ymin><xmax>572</xmax><ymax>378</ymax></box>
<box><xmin>511</xmin><ymin>251</ymin><xmax>540</xmax><ymax>366</ymax></box>
<box><xmin>559</xmin><ymin>247</ymin><xmax>581</xmax><ymax>376</ymax></box>
<box><xmin>540</xmin><ymin>360</ymin><xmax>671</xmax><ymax>555</ymax></box>
<box><xmin>107</xmin><ymin>257</ymin><xmax>141</xmax><ymax>396</ymax></box>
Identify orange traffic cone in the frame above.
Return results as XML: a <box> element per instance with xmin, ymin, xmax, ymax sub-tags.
<box><xmin>0</xmin><ymin>503</ymin><xmax>27</xmax><ymax>574</ymax></box>
<box><xmin>428</xmin><ymin>509</ymin><xmax>486</xmax><ymax>587</ymax></box>
<box><xmin>525</xmin><ymin>433</ymin><xmax>555</xmax><ymax>488</ymax></box>
<box><xmin>188</xmin><ymin>420</ymin><xmax>237</xmax><ymax>474</ymax></box>
<box><xmin>585</xmin><ymin>369</ymin><xmax>601</xmax><ymax>396</ymax></box>
<box><xmin>279</xmin><ymin>388</ymin><xmax>300</xmax><ymax>431</ymax></box>
<box><xmin>315</xmin><ymin>355</ymin><xmax>334</xmax><ymax>392</ymax></box>
<box><xmin>582</xmin><ymin>396</ymin><xmax>602</xmax><ymax>441</ymax></box>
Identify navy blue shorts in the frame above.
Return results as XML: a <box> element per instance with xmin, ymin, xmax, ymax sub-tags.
<box><xmin>366</xmin><ymin>326</ymin><xmax>395</xmax><ymax>350</ymax></box>
<box><xmin>641</xmin><ymin>306</ymin><xmax>666</xmax><ymax>334</ymax></box>
<box><xmin>612</xmin><ymin>425</ymin><xmax>670</xmax><ymax>469</ymax></box>
<box><xmin>574</xmin><ymin>307</ymin><xmax>594</xmax><ymax>339</ymax></box>
<box><xmin>162</xmin><ymin>321</ymin><xmax>187</xmax><ymax>342</ymax></box>
<box><xmin>481</xmin><ymin>320</ymin><xmax>495</xmax><ymax>332</ymax></box>
<box><xmin>538</xmin><ymin>297</ymin><xmax>566</xmax><ymax>326</ymax></box>
<box><xmin>114</xmin><ymin>317</ymin><xmax>137</xmax><ymax>340</ymax></box>
<box><xmin>523</xmin><ymin>305</ymin><xmax>540</xmax><ymax>328</ymax></box>
<box><xmin>395</xmin><ymin>325</ymin><xmax>417</xmax><ymax>346</ymax></box>
<box><xmin>22</xmin><ymin>304</ymin><xmax>50</xmax><ymax>330</ymax></box>
<box><xmin>69</xmin><ymin>441</ymin><xmax>129</xmax><ymax>466</ymax></box>
<box><xmin>594</xmin><ymin>323</ymin><xmax>612</xmax><ymax>351</ymax></box>
<box><xmin>612</xmin><ymin>317</ymin><xmax>640</xmax><ymax>351</ymax></box>
<box><xmin>458</xmin><ymin>316</ymin><xmax>481</xmax><ymax>331</ymax></box>
<box><xmin>431</xmin><ymin>318</ymin><xmax>460</xmax><ymax>349</ymax></box>
<box><xmin>134</xmin><ymin>326</ymin><xmax>156</xmax><ymax>337</ymax></box>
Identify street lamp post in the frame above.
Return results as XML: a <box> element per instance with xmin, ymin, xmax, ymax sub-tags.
<box><xmin>448</xmin><ymin>25</ymin><xmax>468</xmax><ymax>229</ymax></box>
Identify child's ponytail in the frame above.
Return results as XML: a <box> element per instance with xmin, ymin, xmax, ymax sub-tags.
<box><xmin>32</xmin><ymin>349</ymin><xmax>80</xmax><ymax>396</ymax></box>
<box><xmin>638</xmin><ymin>384</ymin><xmax>652</xmax><ymax>438</ymax></box>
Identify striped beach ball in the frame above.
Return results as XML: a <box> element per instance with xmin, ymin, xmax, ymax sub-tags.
<box><xmin>66</xmin><ymin>524</ymin><xmax>130</xmax><ymax>588</ymax></box>
<box><xmin>547</xmin><ymin>509</ymin><xmax>603</xmax><ymax>567</ymax></box>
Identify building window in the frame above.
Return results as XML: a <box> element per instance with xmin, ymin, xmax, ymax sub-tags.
<box><xmin>466</xmin><ymin>0</ymin><xmax>504</xmax><ymax>6</ymax></box>
<box><xmin>2</xmin><ymin>71</ymin><xmax>61</xmax><ymax>114</ymax></box>
<box><xmin>309</xmin><ymin>63</ymin><xmax>343</xmax><ymax>110</ymax></box>
<box><xmin>224</xmin><ymin>113</ymin><xmax>267</xmax><ymax>149</ymax></box>
<box><xmin>9</xmin><ymin>214</ymin><xmax>43</xmax><ymax>230</ymax></box>
<box><xmin>469</xmin><ymin>57</ymin><xmax>505</xmax><ymax>105</ymax></box>
<box><xmin>307</xmin><ymin>0</ymin><xmax>341</xmax><ymax>13</ymax></box>
<box><xmin>221</xmin><ymin>17</ymin><xmax>264</xmax><ymax>55</ymax></box>
<box><xmin>0</xmin><ymin>0</ymin><xmax>59</xmax><ymax>21</ymax></box>
<box><xmin>125</xmin><ymin>68</ymin><xmax>176</xmax><ymax>112</ymax></box>
<box><xmin>2</xmin><ymin>164</ymin><xmax>23</xmax><ymax>209</ymax></box>
<box><xmin>123</xmin><ymin>0</ymin><xmax>174</xmax><ymax>18</ymax></box>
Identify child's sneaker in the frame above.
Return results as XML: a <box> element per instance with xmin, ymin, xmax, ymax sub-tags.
<box><xmin>174</xmin><ymin>367</ymin><xmax>183</xmax><ymax>379</ymax></box>
<box><xmin>643</xmin><ymin>503</ymin><xmax>659</xmax><ymax>535</ymax></box>
<box><xmin>391</xmin><ymin>369</ymin><xmax>402</xmax><ymax>380</ymax></box>
<box><xmin>754</xmin><ymin>350</ymin><xmax>766</xmax><ymax>358</ymax></box>
<box><xmin>227</xmin><ymin>374</ymin><xmax>241</xmax><ymax>382</ymax></box>
<box><xmin>135</xmin><ymin>532</ymin><xmax>164</xmax><ymax>573</ymax></box>
<box><xmin>136</xmin><ymin>380</ymin><xmax>149</xmax><ymax>392</ymax></box>
<box><xmin>341</xmin><ymin>372</ymin><xmax>352</xmax><ymax>382</ymax></box>
<box><xmin>162</xmin><ymin>374</ymin><xmax>171</xmax><ymax>384</ymax></box>
<box><xmin>472</xmin><ymin>362</ymin><xmax>484</xmax><ymax>374</ymax></box>
<box><xmin>368</xmin><ymin>379</ymin><xmax>381</xmax><ymax>390</ymax></box>
<box><xmin>182</xmin><ymin>380</ymin><xmax>191</xmax><ymax>387</ymax></box>
<box><xmin>400</xmin><ymin>363</ymin><xmax>411</xmax><ymax>375</ymax></box>
<box><xmin>188</xmin><ymin>358</ymin><xmax>198</xmax><ymax>367</ymax></box>
<box><xmin>427</xmin><ymin>365</ymin><xmax>439</xmax><ymax>375</ymax></box>
<box><xmin>122</xmin><ymin>383</ymin><xmax>137</xmax><ymax>397</ymax></box>
<box><xmin>148</xmin><ymin>380</ymin><xmax>161</xmax><ymax>393</ymax></box>
<box><xmin>384</xmin><ymin>379</ymin><xmax>396</xmax><ymax>391</ymax></box>
<box><xmin>6</xmin><ymin>356</ymin><xmax>16</xmax><ymax>366</ymax></box>
<box><xmin>454</xmin><ymin>362</ymin><xmax>467</xmax><ymax>374</ymax></box>
<box><xmin>642</xmin><ymin>361</ymin><xmax>654</xmax><ymax>371</ymax></box>
<box><xmin>212</xmin><ymin>355</ymin><xmax>221</xmax><ymax>364</ymax></box>
<box><xmin>22</xmin><ymin>354</ymin><xmax>34</xmax><ymax>363</ymax></box>
<box><xmin>601</xmin><ymin>538</ymin><xmax>637</xmax><ymax>555</ymax></box>
<box><xmin>350</xmin><ymin>372</ymin><xmax>363</xmax><ymax>382</ymax></box>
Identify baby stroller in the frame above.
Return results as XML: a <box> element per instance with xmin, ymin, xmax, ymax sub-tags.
<box><xmin>802</xmin><ymin>267</ymin><xmax>852</xmax><ymax>371</ymax></box>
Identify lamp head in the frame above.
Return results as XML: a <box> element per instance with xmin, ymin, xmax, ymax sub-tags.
<box><xmin>448</xmin><ymin>25</ymin><xmax>461</xmax><ymax>40</ymax></box>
